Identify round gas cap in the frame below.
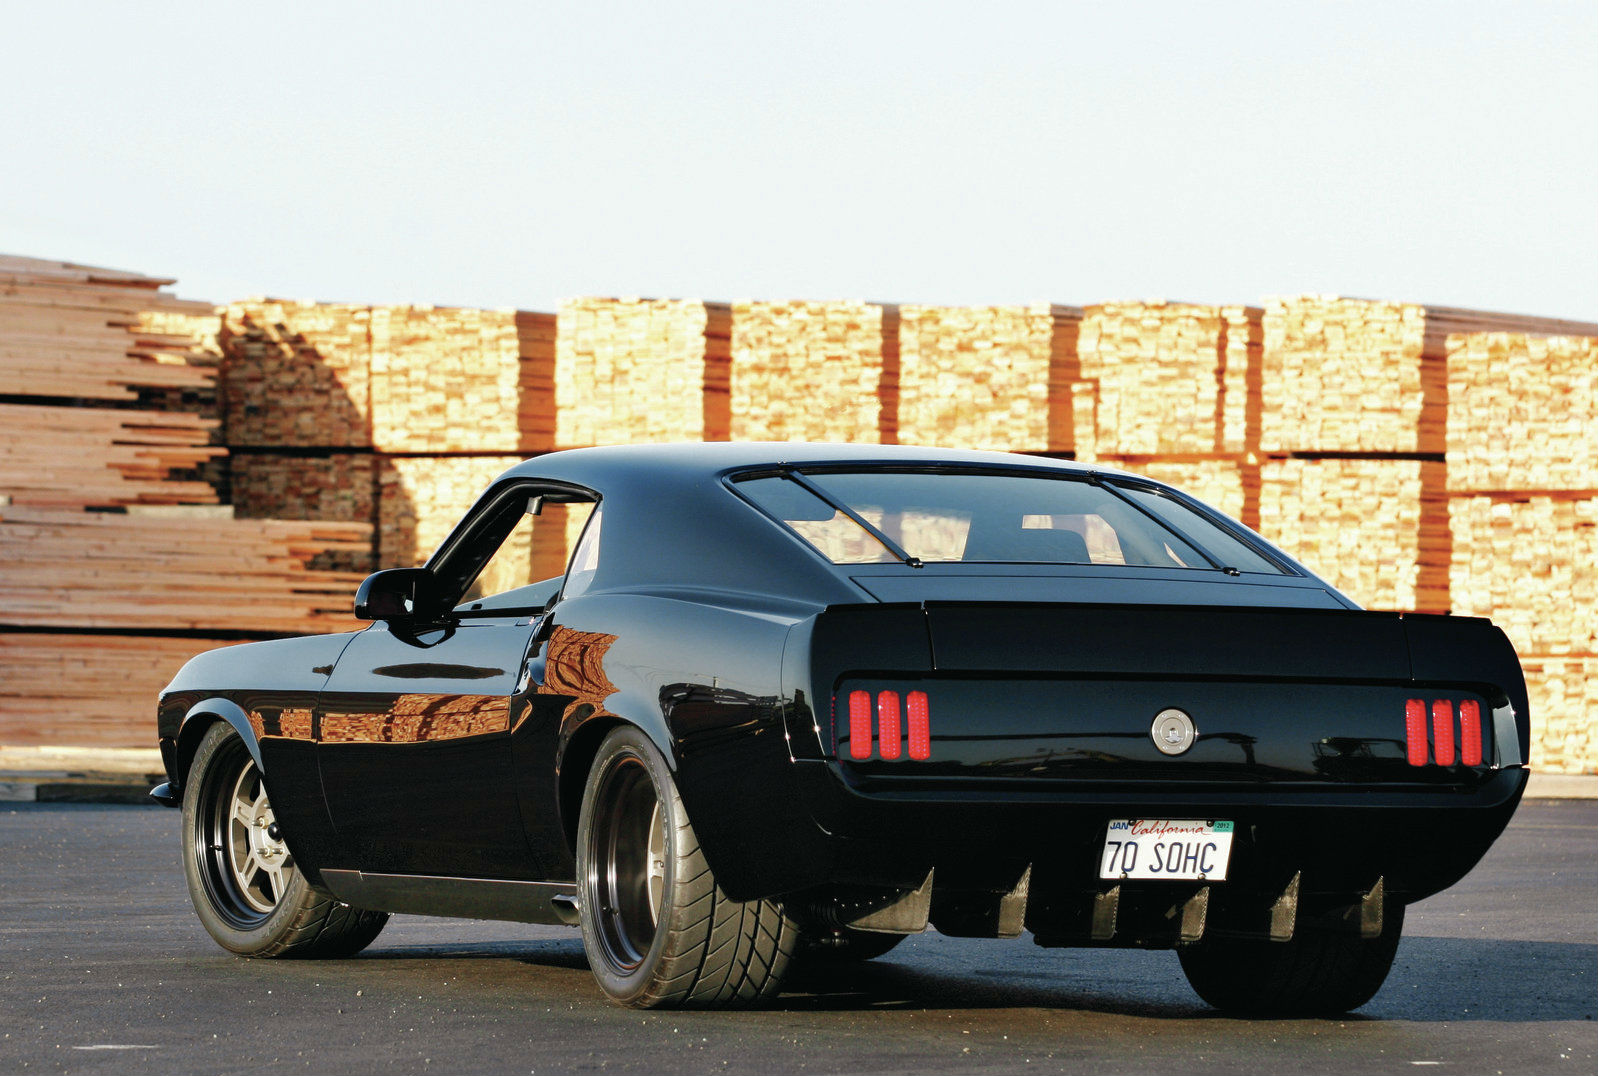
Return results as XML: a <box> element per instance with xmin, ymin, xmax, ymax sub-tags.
<box><xmin>1151</xmin><ymin>708</ymin><xmax>1197</xmax><ymax>755</ymax></box>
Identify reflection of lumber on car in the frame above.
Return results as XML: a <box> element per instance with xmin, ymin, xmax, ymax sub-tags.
<box><xmin>152</xmin><ymin>443</ymin><xmax>1528</xmax><ymax>1013</ymax></box>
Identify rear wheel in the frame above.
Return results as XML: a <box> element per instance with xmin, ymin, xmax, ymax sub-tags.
<box><xmin>182</xmin><ymin>722</ymin><xmax>387</xmax><ymax>958</ymax></box>
<box><xmin>1178</xmin><ymin>904</ymin><xmax>1405</xmax><ymax>1015</ymax></box>
<box><xmin>577</xmin><ymin>725</ymin><xmax>798</xmax><ymax>1008</ymax></box>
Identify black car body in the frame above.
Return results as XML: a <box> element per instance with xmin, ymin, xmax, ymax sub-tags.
<box><xmin>154</xmin><ymin>443</ymin><xmax>1528</xmax><ymax>1011</ymax></box>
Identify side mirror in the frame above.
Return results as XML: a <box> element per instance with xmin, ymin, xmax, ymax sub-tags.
<box><xmin>354</xmin><ymin>568</ymin><xmax>439</xmax><ymax>621</ymax></box>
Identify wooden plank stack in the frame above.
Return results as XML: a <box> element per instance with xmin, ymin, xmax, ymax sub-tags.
<box><xmin>554</xmin><ymin>299</ymin><xmax>731</xmax><ymax>446</ymax></box>
<box><xmin>221</xmin><ymin>300</ymin><xmax>373</xmax><ymax>447</ymax></box>
<box><xmin>729</xmin><ymin>301</ymin><xmax>896</xmax><ymax>442</ymax></box>
<box><xmin>0</xmin><ymin>258</ymin><xmax>371</xmax><ymax>747</ymax></box>
<box><xmin>1443</xmin><ymin>317</ymin><xmax>1598</xmax><ymax>773</ymax></box>
<box><xmin>1079</xmin><ymin>302</ymin><xmax>1260</xmax><ymax>456</ymax></box>
<box><xmin>377</xmin><ymin>456</ymin><xmax>524</xmax><ymax>568</ymax></box>
<box><xmin>897</xmin><ymin>304</ymin><xmax>1085</xmax><ymax>452</ymax></box>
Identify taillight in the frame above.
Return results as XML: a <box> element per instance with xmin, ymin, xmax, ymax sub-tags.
<box><xmin>1432</xmin><ymin>700</ymin><xmax>1456</xmax><ymax>767</ymax></box>
<box><xmin>848</xmin><ymin>690</ymin><xmax>871</xmax><ymax>760</ymax></box>
<box><xmin>1407</xmin><ymin>696</ymin><xmax>1485</xmax><ymax>768</ymax></box>
<box><xmin>877</xmin><ymin>691</ymin><xmax>902</xmax><ymax>760</ymax></box>
<box><xmin>1459</xmin><ymin>700</ymin><xmax>1483</xmax><ymax>767</ymax></box>
<box><xmin>906</xmin><ymin>690</ymin><xmax>930</xmax><ymax>760</ymax></box>
<box><xmin>839</xmin><ymin>687</ymin><xmax>931</xmax><ymax>762</ymax></box>
<box><xmin>1405</xmin><ymin>698</ymin><xmax>1428</xmax><ymax>766</ymax></box>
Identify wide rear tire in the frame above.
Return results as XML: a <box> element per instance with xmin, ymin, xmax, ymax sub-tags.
<box><xmin>577</xmin><ymin>725</ymin><xmax>798</xmax><ymax>1008</ymax></box>
<box><xmin>1178</xmin><ymin>904</ymin><xmax>1405</xmax><ymax>1016</ymax></box>
<box><xmin>182</xmin><ymin>722</ymin><xmax>387</xmax><ymax>958</ymax></box>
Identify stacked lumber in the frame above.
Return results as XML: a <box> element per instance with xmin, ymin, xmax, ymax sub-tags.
<box><xmin>377</xmin><ymin>456</ymin><xmax>524</xmax><ymax>569</ymax></box>
<box><xmin>1446</xmin><ymin>332</ymin><xmax>1598</xmax><ymax>493</ymax></box>
<box><xmin>897</xmin><ymin>304</ymin><xmax>1087</xmax><ymax>453</ymax></box>
<box><xmin>0</xmin><ymin>404</ymin><xmax>221</xmax><ymax>508</ymax></box>
<box><xmin>516</xmin><ymin>311</ymin><xmax>559</xmax><ymax>449</ymax></box>
<box><xmin>1260</xmin><ymin>297</ymin><xmax>1436</xmax><ymax>453</ymax></box>
<box><xmin>0</xmin><ymin>256</ymin><xmax>218</xmax><ymax>403</ymax></box>
<box><xmin>220</xmin><ymin>300</ymin><xmax>373</xmax><ymax>447</ymax></box>
<box><xmin>1079</xmin><ymin>302</ymin><xmax>1260</xmax><ymax>456</ymax></box>
<box><xmin>554</xmin><ymin>299</ymin><xmax>731</xmax><ymax>447</ymax></box>
<box><xmin>370</xmin><ymin>305</ymin><xmax>529</xmax><ymax>453</ymax></box>
<box><xmin>0</xmin><ymin>504</ymin><xmax>369</xmax><ymax>634</ymax></box>
<box><xmin>0</xmin><ymin>634</ymin><xmax>239</xmax><ymax>747</ymax></box>
<box><xmin>230</xmin><ymin>453</ymin><xmax>377</xmax><ymax>571</ymax></box>
<box><xmin>1258</xmin><ymin>459</ymin><xmax>1448</xmax><ymax>612</ymax></box>
<box><xmin>1449</xmin><ymin>496</ymin><xmax>1598</xmax><ymax>657</ymax></box>
<box><xmin>1517</xmin><ymin>657</ymin><xmax>1598</xmax><ymax>774</ymax></box>
<box><xmin>1128</xmin><ymin>460</ymin><xmax>1252</xmax><ymax>522</ymax></box>
<box><xmin>729</xmin><ymin>301</ymin><xmax>894</xmax><ymax>442</ymax></box>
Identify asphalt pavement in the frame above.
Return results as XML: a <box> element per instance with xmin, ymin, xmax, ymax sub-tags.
<box><xmin>0</xmin><ymin>800</ymin><xmax>1592</xmax><ymax>1075</ymax></box>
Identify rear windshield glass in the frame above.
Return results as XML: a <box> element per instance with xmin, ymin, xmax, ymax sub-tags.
<box><xmin>734</xmin><ymin>470</ymin><xmax>1284</xmax><ymax>574</ymax></box>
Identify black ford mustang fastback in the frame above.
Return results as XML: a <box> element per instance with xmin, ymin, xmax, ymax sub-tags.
<box><xmin>153</xmin><ymin>443</ymin><xmax>1528</xmax><ymax>1012</ymax></box>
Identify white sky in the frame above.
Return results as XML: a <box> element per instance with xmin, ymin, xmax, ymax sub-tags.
<box><xmin>3</xmin><ymin>1</ymin><xmax>1594</xmax><ymax>320</ymax></box>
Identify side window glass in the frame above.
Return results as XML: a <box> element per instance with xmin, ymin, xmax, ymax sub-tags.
<box><xmin>458</xmin><ymin>495</ymin><xmax>596</xmax><ymax>607</ymax></box>
<box><xmin>560</xmin><ymin>504</ymin><xmax>604</xmax><ymax>600</ymax></box>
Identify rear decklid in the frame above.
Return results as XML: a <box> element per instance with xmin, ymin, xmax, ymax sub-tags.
<box><xmin>804</xmin><ymin>602</ymin><xmax>1528</xmax><ymax>789</ymax></box>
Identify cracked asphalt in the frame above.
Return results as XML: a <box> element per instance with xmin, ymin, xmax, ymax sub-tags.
<box><xmin>0</xmin><ymin>800</ymin><xmax>1592</xmax><ymax>1074</ymax></box>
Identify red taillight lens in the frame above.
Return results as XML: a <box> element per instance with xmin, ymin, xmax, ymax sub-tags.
<box><xmin>877</xmin><ymin>691</ymin><xmax>902</xmax><ymax>760</ymax></box>
<box><xmin>1459</xmin><ymin>700</ymin><xmax>1483</xmax><ymax>766</ymax></box>
<box><xmin>1405</xmin><ymin>699</ymin><xmax>1428</xmax><ymax>766</ymax></box>
<box><xmin>1432</xmin><ymin>700</ymin><xmax>1456</xmax><ymax>767</ymax></box>
<box><xmin>906</xmin><ymin>690</ymin><xmax>930</xmax><ymax>760</ymax></box>
<box><xmin>848</xmin><ymin>690</ymin><xmax>872</xmax><ymax>759</ymax></box>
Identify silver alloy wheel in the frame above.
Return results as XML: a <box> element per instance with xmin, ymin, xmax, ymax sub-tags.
<box><xmin>225</xmin><ymin>761</ymin><xmax>291</xmax><ymax>913</ymax></box>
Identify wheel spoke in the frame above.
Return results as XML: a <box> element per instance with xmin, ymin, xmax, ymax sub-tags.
<box><xmin>646</xmin><ymin>801</ymin><xmax>665</xmax><ymax>924</ymax></box>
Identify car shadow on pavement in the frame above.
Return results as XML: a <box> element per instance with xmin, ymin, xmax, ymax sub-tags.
<box><xmin>353</xmin><ymin>934</ymin><xmax>1594</xmax><ymax>1023</ymax></box>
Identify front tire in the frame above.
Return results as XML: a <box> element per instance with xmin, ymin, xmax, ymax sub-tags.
<box><xmin>182</xmin><ymin>722</ymin><xmax>387</xmax><ymax>958</ymax></box>
<box><xmin>577</xmin><ymin>725</ymin><xmax>798</xmax><ymax>1008</ymax></box>
<box><xmin>1178</xmin><ymin>904</ymin><xmax>1405</xmax><ymax>1015</ymax></box>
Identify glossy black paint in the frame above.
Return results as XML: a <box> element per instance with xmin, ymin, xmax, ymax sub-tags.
<box><xmin>155</xmin><ymin>443</ymin><xmax>1530</xmax><ymax>937</ymax></box>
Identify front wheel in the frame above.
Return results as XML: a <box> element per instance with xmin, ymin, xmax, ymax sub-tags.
<box><xmin>1178</xmin><ymin>904</ymin><xmax>1405</xmax><ymax>1016</ymax></box>
<box><xmin>577</xmin><ymin>725</ymin><xmax>798</xmax><ymax>1008</ymax></box>
<box><xmin>181</xmin><ymin>722</ymin><xmax>387</xmax><ymax>958</ymax></box>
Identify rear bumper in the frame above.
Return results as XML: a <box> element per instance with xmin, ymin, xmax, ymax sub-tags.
<box><xmin>766</xmin><ymin>760</ymin><xmax>1526</xmax><ymax>919</ymax></box>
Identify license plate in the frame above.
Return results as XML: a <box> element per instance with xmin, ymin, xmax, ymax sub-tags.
<box><xmin>1099</xmin><ymin>819</ymin><xmax>1235</xmax><ymax>881</ymax></box>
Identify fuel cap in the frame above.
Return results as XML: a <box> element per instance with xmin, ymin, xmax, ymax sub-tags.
<box><xmin>1151</xmin><ymin>708</ymin><xmax>1197</xmax><ymax>756</ymax></box>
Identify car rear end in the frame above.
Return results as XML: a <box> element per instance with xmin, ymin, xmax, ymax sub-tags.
<box><xmin>783</xmin><ymin>599</ymin><xmax>1527</xmax><ymax>948</ymax></box>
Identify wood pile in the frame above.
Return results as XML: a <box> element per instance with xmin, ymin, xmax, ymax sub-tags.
<box><xmin>729</xmin><ymin>301</ymin><xmax>895</xmax><ymax>442</ymax></box>
<box><xmin>1517</xmin><ymin>657</ymin><xmax>1598</xmax><ymax>774</ymax></box>
<box><xmin>0</xmin><ymin>634</ymin><xmax>240</xmax><ymax>746</ymax></box>
<box><xmin>0</xmin><ymin>403</ymin><xmax>221</xmax><ymax>508</ymax></box>
<box><xmin>370</xmin><ymin>305</ymin><xmax>537</xmax><ymax>453</ymax></box>
<box><xmin>1079</xmin><ymin>302</ymin><xmax>1260</xmax><ymax>456</ymax></box>
<box><xmin>377</xmin><ymin>456</ymin><xmax>524</xmax><ymax>569</ymax></box>
<box><xmin>897</xmin><ymin>304</ymin><xmax>1085</xmax><ymax>452</ymax></box>
<box><xmin>1446</xmin><ymin>332</ymin><xmax>1598</xmax><ymax>493</ymax></box>
<box><xmin>229</xmin><ymin>453</ymin><xmax>377</xmax><ymax>572</ymax></box>
<box><xmin>554</xmin><ymin>299</ymin><xmax>730</xmax><ymax>447</ymax></box>
<box><xmin>0</xmin><ymin>503</ymin><xmax>369</xmax><ymax>633</ymax></box>
<box><xmin>1258</xmin><ymin>459</ymin><xmax>1449</xmax><ymax>612</ymax></box>
<box><xmin>221</xmin><ymin>300</ymin><xmax>373</xmax><ymax>448</ymax></box>
<box><xmin>1129</xmin><ymin>460</ymin><xmax>1252</xmax><ymax>522</ymax></box>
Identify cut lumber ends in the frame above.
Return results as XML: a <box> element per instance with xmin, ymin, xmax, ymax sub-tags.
<box><xmin>728</xmin><ymin>301</ymin><xmax>897</xmax><ymax>443</ymax></box>
<box><xmin>1518</xmin><ymin>656</ymin><xmax>1598</xmax><ymax>775</ymax></box>
<box><xmin>897</xmin><ymin>304</ymin><xmax>1085</xmax><ymax>453</ymax></box>
<box><xmin>1258</xmin><ymin>459</ymin><xmax>1449</xmax><ymax>613</ymax></box>
<box><xmin>230</xmin><ymin>453</ymin><xmax>377</xmax><ymax>572</ymax></box>
<box><xmin>220</xmin><ymin>300</ymin><xmax>374</xmax><ymax>448</ymax></box>
<box><xmin>0</xmin><ymin>403</ymin><xmax>222</xmax><ymax>509</ymax></box>
<box><xmin>1449</xmin><ymin>494</ymin><xmax>1598</xmax><ymax>656</ymax></box>
<box><xmin>377</xmin><ymin>456</ymin><xmax>524</xmax><ymax>570</ymax></box>
<box><xmin>0</xmin><ymin>633</ymin><xmax>242</xmax><ymax>748</ymax></box>
<box><xmin>1446</xmin><ymin>332</ymin><xmax>1598</xmax><ymax>493</ymax></box>
<box><xmin>370</xmin><ymin>305</ymin><xmax>537</xmax><ymax>453</ymax></box>
<box><xmin>553</xmin><ymin>299</ymin><xmax>729</xmax><ymax>447</ymax></box>
<box><xmin>1079</xmin><ymin>301</ymin><xmax>1261</xmax><ymax>457</ymax></box>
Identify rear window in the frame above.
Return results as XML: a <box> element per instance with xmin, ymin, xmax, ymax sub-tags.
<box><xmin>733</xmin><ymin>470</ymin><xmax>1284</xmax><ymax>575</ymax></box>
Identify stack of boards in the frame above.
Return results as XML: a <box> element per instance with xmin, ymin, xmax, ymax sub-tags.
<box><xmin>0</xmin><ymin>257</ymin><xmax>368</xmax><ymax>746</ymax></box>
<box><xmin>3</xmin><ymin>256</ymin><xmax>1596</xmax><ymax>772</ymax></box>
